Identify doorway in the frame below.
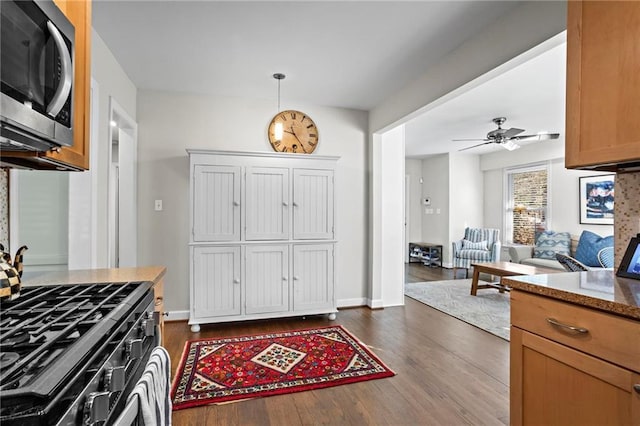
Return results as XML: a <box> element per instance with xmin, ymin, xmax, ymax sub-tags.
<box><xmin>108</xmin><ymin>98</ymin><xmax>138</xmax><ymax>268</ymax></box>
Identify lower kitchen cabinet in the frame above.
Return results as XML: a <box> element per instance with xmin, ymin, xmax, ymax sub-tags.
<box><xmin>510</xmin><ymin>290</ymin><xmax>640</xmax><ymax>425</ymax></box>
<box><xmin>189</xmin><ymin>243</ymin><xmax>336</xmax><ymax>331</ymax></box>
<box><xmin>191</xmin><ymin>246</ymin><xmax>242</xmax><ymax>321</ymax></box>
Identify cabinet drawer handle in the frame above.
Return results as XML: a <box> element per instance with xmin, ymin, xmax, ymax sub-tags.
<box><xmin>634</xmin><ymin>384</ymin><xmax>640</xmax><ymax>394</ymax></box>
<box><xmin>546</xmin><ymin>318</ymin><xmax>589</xmax><ymax>334</ymax></box>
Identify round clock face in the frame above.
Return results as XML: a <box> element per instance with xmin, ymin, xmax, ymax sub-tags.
<box><xmin>268</xmin><ymin>110</ymin><xmax>318</xmax><ymax>154</ymax></box>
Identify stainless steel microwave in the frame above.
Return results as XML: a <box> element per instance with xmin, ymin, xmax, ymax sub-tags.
<box><xmin>0</xmin><ymin>0</ymin><xmax>75</xmax><ymax>153</ymax></box>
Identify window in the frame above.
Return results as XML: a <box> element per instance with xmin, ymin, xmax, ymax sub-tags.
<box><xmin>504</xmin><ymin>164</ymin><xmax>549</xmax><ymax>245</ymax></box>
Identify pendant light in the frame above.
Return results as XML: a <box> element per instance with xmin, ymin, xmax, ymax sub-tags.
<box><xmin>273</xmin><ymin>73</ymin><xmax>285</xmax><ymax>141</ymax></box>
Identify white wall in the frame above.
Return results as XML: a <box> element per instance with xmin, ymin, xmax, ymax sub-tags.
<box><xmin>405</xmin><ymin>159</ymin><xmax>423</xmax><ymax>247</ymax></box>
<box><xmin>420</xmin><ymin>155</ymin><xmax>450</xmax><ymax>261</ymax></box>
<box><xmin>380</xmin><ymin>126</ymin><xmax>405</xmax><ymax>307</ymax></box>
<box><xmin>136</xmin><ymin>89</ymin><xmax>368</xmax><ymax>313</ymax></box>
<box><xmin>449</xmin><ymin>153</ymin><xmax>484</xmax><ymax>263</ymax></box>
<box><xmin>90</xmin><ymin>30</ymin><xmax>138</xmax><ymax>266</ymax></box>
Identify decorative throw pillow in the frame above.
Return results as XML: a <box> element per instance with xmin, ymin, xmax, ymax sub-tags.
<box><xmin>534</xmin><ymin>231</ymin><xmax>571</xmax><ymax>259</ymax></box>
<box><xmin>574</xmin><ymin>230</ymin><xmax>614</xmax><ymax>267</ymax></box>
<box><xmin>462</xmin><ymin>239</ymin><xmax>488</xmax><ymax>250</ymax></box>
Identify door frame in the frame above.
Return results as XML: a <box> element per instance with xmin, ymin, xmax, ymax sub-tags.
<box><xmin>107</xmin><ymin>97</ymin><xmax>138</xmax><ymax>268</ymax></box>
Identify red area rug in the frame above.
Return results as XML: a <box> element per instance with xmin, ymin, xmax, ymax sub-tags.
<box><xmin>171</xmin><ymin>325</ymin><xmax>395</xmax><ymax>409</ymax></box>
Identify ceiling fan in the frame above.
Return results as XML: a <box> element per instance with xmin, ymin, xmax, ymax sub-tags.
<box><xmin>453</xmin><ymin>117</ymin><xmax>560</xmax><ymax>151</ymax></box>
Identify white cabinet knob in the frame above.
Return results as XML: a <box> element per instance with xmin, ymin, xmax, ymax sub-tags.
<box><xmin>233</xmin><ymin>201</ymin><xmax>240</xmax><ymax>206</ymax></box>
<box><xmin>282</xmin><ymin>276</ymin><xmax>288</xmax><ymax>281</ymax></box>
<box><xmin>283</xmin><ymin>201</ymin><xmax>289</xmax><ymax>207</ymax></box>
<box><xmin>233</xmin><ymin>278</ymin><xmax>240</xmax><ymax>284</ymax></box>
<box><xmin>293</xmin><ymin>202</ymin><xmax>299</xmax><ymax>207</ymax></box>
<box><xmin>293</xmin><ymin>276</ymin><xmax>300</xmax><ymax>281</ymax></box>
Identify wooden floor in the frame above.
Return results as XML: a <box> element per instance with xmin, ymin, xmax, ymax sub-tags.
<box><xmin>166</xmin><ymin>263</ymin><xmax>509</xmax><ymax>425</ymax></box>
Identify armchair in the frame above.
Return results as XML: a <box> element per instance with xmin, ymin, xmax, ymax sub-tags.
<box><xmin>452</xmin><ymin>228</ymin><xmax>501</xmax><ymax>278</ymax></box>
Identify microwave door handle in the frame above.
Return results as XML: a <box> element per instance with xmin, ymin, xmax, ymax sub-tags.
<box><xmin>45</xmin><ymin>21</ymin><xmax>73</xmax><ymax>118</ymax></box>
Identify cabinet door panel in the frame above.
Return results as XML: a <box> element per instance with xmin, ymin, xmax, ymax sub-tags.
<box><xmin>566</xmin><ymin>1</ymin><xmax>640</xmax><ymax>168</ymax></box>
<box><xmin>293</xmin><ymin>169</ymin><xmax>334</xmax><ymax>239</ymax></box>
<box><xmin>245</xmin><ymin>245</ymin><xmax>289</xmax><ymax>314</ymax></box>
<box><xmin>245</xmin><ymin>167</ymin><xmax>289</xmax><ymax>241</ymax></box>
<box><xmin>192</xmin><ymin>246</ymin><xmax>241</xmax><ymax>317</ymax></box>
<box><xmin>193</xmin><ymin>165</ymin><xmax>241</xmax><ymax>241</ymax></box>
<box><xmin>512</xmin><ymin>328</ymin><xmax>637</xmax><ymax>425</ymax></box>
<box><xmin>293</xmin><ymin>244</ymin><xmax>334</xmax><ymax>311</ymax></box>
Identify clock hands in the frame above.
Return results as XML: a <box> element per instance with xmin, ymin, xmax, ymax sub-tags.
<box><xmin>289</xmin><ymin>126</ymin><xmax>309</xmax><ymax>153</ymax></box>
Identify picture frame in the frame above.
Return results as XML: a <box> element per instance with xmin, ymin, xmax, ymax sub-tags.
<box><xmin>579</xmin><ymin>175</ymin><xmax>615</xmax><ymax>225</ymax></box>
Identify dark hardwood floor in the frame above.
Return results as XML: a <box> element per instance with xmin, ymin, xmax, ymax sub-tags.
<box><xmin>166</xmin><ymin>264</ymin><xmax>508</xmax><ymax>425</ymax></box>
<box><xmin>405</xmin><ymin>261</ymin><xmax>464</xmax><ymax>283</ymax></box>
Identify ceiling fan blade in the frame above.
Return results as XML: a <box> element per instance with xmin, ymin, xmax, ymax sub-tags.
<box><xmin>501</xmin><ymin>128</ymin><xmax>525</xmax><ymax>138</ymax></box>
<box><xmin>512</xmin><ymin>132</ymin><xmax>560</xmax><ymax>142</ymax></box>
<box><xmin>452</xmin><ymin>138</ymin><xmax>490</xmax><ymax>142</ymax></box>
<box><xmin>459</xmin><ymin>141</ymin><xmax>494</xmax><ymax>151</ymax></box>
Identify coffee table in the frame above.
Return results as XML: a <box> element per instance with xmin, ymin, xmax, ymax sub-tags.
<box><xmin>469</xmin><ymin>261</ymin><xmax>560</xmax><ymax>296</ymax></box>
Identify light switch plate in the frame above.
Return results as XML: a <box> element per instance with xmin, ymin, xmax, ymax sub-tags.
<box><xmin>154</xmin><ymin>200</ymin><xmax>163</xmax><ymax>211</ymax></box>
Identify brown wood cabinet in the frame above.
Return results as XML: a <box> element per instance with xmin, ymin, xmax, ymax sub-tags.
<box><xmin>565</xmin><ymin>1</ymin><xmax>640</xmax><ymax>170</ymax></box>
<box><xmin>510</xmin><ymin>290</ymin><xmax>640</xmax><ymax>425</ymax></box>
<box><xmin>2</xmin><ymin>0</ymin><xmax>91</xmax><ymax>171</ymax></box>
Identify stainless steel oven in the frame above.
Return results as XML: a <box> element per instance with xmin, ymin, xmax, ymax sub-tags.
<box><xmin>0</xmin><ymin>281</ymin><xmax>160</xmax><ymax>425</ymax></box>
<box><xmin>0</xmin><ymin>0</ymin><xmax>75</xmax><ymax>153</ymax></box>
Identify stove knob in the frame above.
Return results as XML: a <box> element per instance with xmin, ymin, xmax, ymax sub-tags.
<box><xmin>141</xmin><ymin>317</ymin><xmax>155</xmax><ymax>337</ymax></box>
<box><xmin>83</xmin><ymin>391</ymin><xmax>110</xmax><ymax>424</ymax></box>
<box><xmin>126</xmin><ymin>338</ymin><xmax>143</xmax><ymax>359</ymax></box>
<box><xmin>105</xmin><ymin>366</ymin><xmax>126</xmax><ymax>392</ymax></box>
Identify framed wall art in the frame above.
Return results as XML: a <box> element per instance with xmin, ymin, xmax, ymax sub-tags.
<box><xmin>579</xmin><ymin>175</ymin><xmax>615</xmax><ymax>225</ymax></box>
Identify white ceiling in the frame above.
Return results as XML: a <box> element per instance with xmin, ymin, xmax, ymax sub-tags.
<box><xmin>404</xmin><ymin>40</ymin><xmax>567</xmax><ymax>157</ymax></box>
<box><xmin>92</xmin><ymin>1</ymin><xmax>565</xmax><ymax>158</ymax></box>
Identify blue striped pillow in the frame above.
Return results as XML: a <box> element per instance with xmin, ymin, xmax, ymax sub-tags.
<box><xmin>462</xmin><ymin>239</ymin><xmax>488</xmax><ymax>250</ymax></box>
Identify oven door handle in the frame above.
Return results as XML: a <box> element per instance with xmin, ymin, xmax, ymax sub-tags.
<box><xmin>46</xmin><ymin>21</ymin><xmax>73</xmax><ymax>118</ymax></box>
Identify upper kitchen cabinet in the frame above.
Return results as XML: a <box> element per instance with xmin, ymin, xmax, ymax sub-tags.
<box><xmin>2</xmin><ymin>0</ymin><xmax>91</xmax><ymax>171</ymax></box>
<box><xmin>565</xmin><ymin>1</ymin><xmax>640</xmax><ymax>170</ymax></box>
<box><xmin>565</xmin><ymin>1</ymin><xmax>640</xmax><ymax>171</ymax></box>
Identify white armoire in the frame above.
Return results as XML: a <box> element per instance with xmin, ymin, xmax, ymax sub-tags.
<box><xmin>187</xmin><ymin>149</ymin><xmax>339</xmax><ymax>332</ymax></box>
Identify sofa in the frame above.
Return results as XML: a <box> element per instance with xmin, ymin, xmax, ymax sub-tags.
<box><xmin>508</xmin><ymin>230</ymin><xmax>614</xmax><ymax>270</ymax></box>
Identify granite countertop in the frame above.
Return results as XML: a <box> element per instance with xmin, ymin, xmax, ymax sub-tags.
<box><xmin>21</xmin><ymin>266</ymin><xmax>166</xmax><ymax>286</ymax></box>
<box><xmin>503</xmin><ymin>269</ymin><xmax>640</xmax><ymax>320</ymax></box>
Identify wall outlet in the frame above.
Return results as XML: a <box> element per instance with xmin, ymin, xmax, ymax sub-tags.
<box><xmin>154</xmin><ymin>200</ymin><xmax>163</xmax><ymax>211</ymax></box>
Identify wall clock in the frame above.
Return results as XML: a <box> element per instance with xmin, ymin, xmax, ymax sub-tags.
<box><xmin>268</xmin><ymin>110</ymin><xmax>319</xmax><ymax>154</ymax></box>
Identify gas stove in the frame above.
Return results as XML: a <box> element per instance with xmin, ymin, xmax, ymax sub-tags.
<box><xmin>0</xmin><ymin>281</ymin><xmax>157</xmax><ymax>426</ymax></box>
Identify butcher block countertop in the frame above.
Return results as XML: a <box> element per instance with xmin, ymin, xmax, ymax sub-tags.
<box><xmin>21</xmin><ymin>266</ymin><xmax>166</xmax><ymax>286</ymax></box>
<box><xmin>503</xmin><ymin>269</ymin><xmax>640</xmax><ymax>320</ymax></box>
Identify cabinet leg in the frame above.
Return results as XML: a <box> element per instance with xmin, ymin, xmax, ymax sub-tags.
<box><xmin>190</xmin><ymin>324</ymin><xmax>201</xmax><ymax>333</ymax></box>
<box><xmin>328</xmin><ymin>312</ymin><xmax>337</xmax><ymax>321</ymax></box>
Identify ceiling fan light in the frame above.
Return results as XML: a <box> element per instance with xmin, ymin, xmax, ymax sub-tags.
<box><xmin>502</xmin><ymin>140</ymin><xmax>520</xmax><ymax>151</ymax></box>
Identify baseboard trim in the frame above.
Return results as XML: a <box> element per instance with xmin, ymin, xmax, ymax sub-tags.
<box><xmin>165</xmin><ymin>310</ymin><xmax>189</xmax><ymax>322</ymax></box>
<box><xmin>337</xmin><ymin>298</ymin><xmax>367</xmax><ymax>308</ymax></box>
<box><xmin>367</xmin><ymin>298</ymin><xmax>385</xmax><ymax>309</ymax></box>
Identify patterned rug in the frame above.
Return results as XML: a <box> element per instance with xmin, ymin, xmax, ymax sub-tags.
<box><xmin>405</xmin><ymin>279</ymin><xmax>510</xmax><ymax>341</ymax></box>
<box><xmin>171</xmin><ymin>325</ymin><xmax>395</xmax><ymax>409</ymax></box>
